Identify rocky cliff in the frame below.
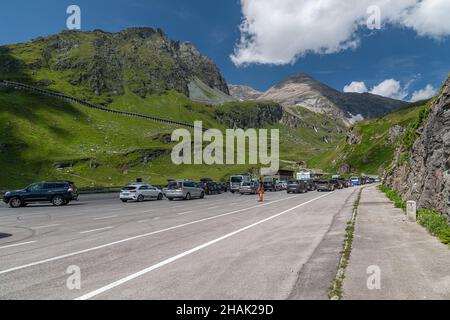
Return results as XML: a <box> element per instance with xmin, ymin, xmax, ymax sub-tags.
<box><xmin>385</xmin><ymin>76</ymin><xmax>450</xmax><ymax>216</ymax></box>
<box><xmin>214</xmin><ymin>101</ymin><xmax>283</xmax><ymax>129</ymax></box>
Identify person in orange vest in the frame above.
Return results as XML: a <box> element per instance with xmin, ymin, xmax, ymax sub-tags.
<box><xmin>258</xmin><ymin>178</ymin><xmax>264</xmax><ymax>202</ymax></box>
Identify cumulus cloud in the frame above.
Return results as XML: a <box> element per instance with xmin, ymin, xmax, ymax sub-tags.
<box><xmin>370</xmin><ymin>79</ymin><xmax>408</xmax><ymax>100</ymax></box>
<box><xmin>231</xmin><ymin>0</ymin><xmax>450</xmax><ymax>66</ymax></box>
<box><xmin>343</xmin><ymin>81</ymin><xmax>368</xmax><ymax>93</ymax></box>
<box><xmin>343</xmin><ymin>79</ymin><xmax>413</xmax><ymax>100</ymax></box>
<box><xmin>410</xmin><ymin>84</ymin><xmax>437</xmax><ymax>102</ymax></box>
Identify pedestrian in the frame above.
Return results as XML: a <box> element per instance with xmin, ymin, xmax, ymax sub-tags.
<box><xmin>258</xmin><ymin>178</ymin><xmax>264</xmax><ymax>202</ymax></box>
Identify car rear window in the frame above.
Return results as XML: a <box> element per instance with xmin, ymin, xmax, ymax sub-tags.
<box><xmin>168</xmin><ymin>182</ymin><xmax>182</xmax><ymax>189</ymax></box>
<box><xmin>122</xmin><ymin>186</ymin><xmax>137</xmax><ymax>191</ymax></box>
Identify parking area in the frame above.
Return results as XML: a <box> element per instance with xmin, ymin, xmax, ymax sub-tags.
<box><xmin>0</xmin><ymin>187</ymin><xmax>361</xmax><ymax>300</ymax></box>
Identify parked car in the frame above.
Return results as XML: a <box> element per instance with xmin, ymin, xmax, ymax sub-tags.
<box><xmin>316</xmin><ymin>180</ymin><xmax>335</xmax><ymax>192</ymax></box>
<box><xmin>230</xmin><ymin>175</ymin><xmax>252</xmax><ymax>193</ymax></box>
<box><xmin>351</xmin><ymin>177</ymin><xmax>361</xmax><ymax>186</ymax></box>
<box><xmin>286</xmin><ymin>180</ymin><xmax>308</xmax><ymax>194</ymax></box>
<box><xmin>217</xmin><ymin>182</ymin><xmax>229</xmax><ymax>193</ymax></box>
<box><xmin>330</xmin><ymin>179</ymin><xmax>344</xmax><ymax>190</ymax></box>
<box><xmin>165</xmin><ymin>180</ymin><xmax>205</xmax><ymax>201</ymax></box>
<box><xmin>3</xmin><ymin>181</ymin><xmax>78</xmax><ymax>208</ymax></box>
<box><xmin>200</xmin><ymin>178</ymin><xmax>221</xmax><ymax>195</ymax></box>
<box><xmin>275</xmin><ymin>181</ymin><xmax>284</xmax><ymax>191</ymax></box>
<box><xmin>338</xmin><ymin>179</ymin><xmax>350</xmax><ymax>188</ymax></box>
<box><xmin>239</xmin><ymin>182</ymin><xmax>259</xmax><ymax>195</ymax></box>
<box><xmin>263</xmin><ymin>180</ymin><xmax>277</xmax><ymax>192</ymax></box>
<box><xmin>120</xmin><ymin>184</ymin><xmax>164</xmax><ymax>202</ymax></box>
<box><xmin>304</xmin><ymin>180</ymin><xmax>317</xmax><ymax>191</ymax></box>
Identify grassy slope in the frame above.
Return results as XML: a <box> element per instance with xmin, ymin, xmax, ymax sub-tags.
<box><xmin>309</xmin><ymin>102</ymin><xmax>428</xmax><ymax>175</ymax></box>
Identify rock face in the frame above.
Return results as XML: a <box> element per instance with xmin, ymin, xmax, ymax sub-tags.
<box><xmin>346</xmin><ymin>128</ymin><xmax>362</xmax><ymax>145</ymax></box>
<box><xmin>243</xmin><ymin>73</ymin><xmax>406</xmax><ymax>126</ymax></box>
<box><xmin>388</xmin><ymin>125</ymin><xmax>405</xmax><ymax>143</ymax></box>
<box><xmin>228</xmin><ymin>84</ymin><xmax>263</xmax><ymax>101</ymax></box>
<box><xmin>214</xmin><ymin>101</ymin><xmax>283</xmax><ymax>129</ymax></box>
<box><xmin>385</xmin><ymin>76</ymin><xmax>450</xmax><ymax>216</ymax></box>
<box><xmin>5</xmin><ymin>28</ymin><xmax>229</xmax><ymax>98</ymax></box>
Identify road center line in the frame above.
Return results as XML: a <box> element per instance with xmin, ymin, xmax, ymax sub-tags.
<box><xmin>177</xmin><ymin>211</ymin><xmax>192</xmax><ymax>216</ymax></box>
<box><xmin>0</xmin><ymin>241</ymin><xmax>37</xmax><ymax>250</ymax></box>
<box><xmin>75</xmin><ymin>192</ymin><xmax>333</xmax><ymax>300</ymax></box>
<box><xmin>79</xmin><ymin>227</ymin><xmax>114</xmax><ymax>234</ymax></box>
<box><xmin>94</xmin><ymin>216</ymin><xmax>118</xmax><ymax>221</ymax></box>
<box><xmin>0</xmin><ymin>194</ymin><xmax>300</xmax><ymax>275</ymax></box>
<box><xmin>33</xmin><ymin>224</ymin><xmax>60</xmax><ymax>229</ymax></box>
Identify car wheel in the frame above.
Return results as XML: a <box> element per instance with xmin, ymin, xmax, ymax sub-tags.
<box><xmin>137</xmin><ymin>195</ymin><xmax>144</xmax><ymax>202</ymax></box>
<box><xmin>185</xmin><ymin>193</ymin><xmax>191</xmax><ymax>201</ymax></box>
<box><xmin>157</xmin><ymin>193</ymin><xmax>163</xmax><ymax>201</ymax></box>
<box><xmin>168</xmin><ymin>198</ymin><xmax>174</xmax><ymax>201</ymax></box>
<box><xmin>9</xmin><ymin>197</ymin><xmax>22</xmax><ymax>208</ymax></box>
<box><xmin>200</xmin><ymin>192</ymin><xmax>205</xmax><ymax>199</ymax></box>
<box><xmin>52</xmin><ymin>195</ymin><xmax>65</xmax><ymax>207</ymax></box>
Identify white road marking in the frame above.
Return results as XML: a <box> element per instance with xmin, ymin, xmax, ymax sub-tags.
<box><xmin>172</xmin><ymin>205</ymin><xmax>184</xmax><ymax>209</ymax></box>
<box><xmin>94</xmin><ymin>215</ymin><xmax>118</xmax><ymax>221</ymax></box>
<box><xmin>75</xmin><ymin>192</ymin><xmax>333</xmax><ymax>300</ymax></box>
<box><xmin>177</xmin><ymin>211</ymin><xmax>192</xmax><ymax>216</ymax></box>
<box><xmin>153</xmin><ymin>217</ymin><xmax>160</xmax><ymax>220</ymax></box>
<box><xmin>79</xmin><ymin>227</ymin><xmax>114</xmax><ymax>234</ymax></box>
<box><xmin>0</xmin><ymin>194</ymin><xmax>301</xmax><ymax>275</ymax></box>
<box><xmin>0</xmin><ymin>241</ymin><xmax>37</xmax><ymax>250</ymax></box>
<box><xmin>33</xmin><ymin>224</ymin><xmax>60</xmax><ymax>229</ymax></box>
<box><xmin>137</xmin><ymin>209</ymin><xmax>155</xmax><ymax>214</ymax></box>
<box><xmin>138</xmin><ymin>220</ymin><xmax>149</xmax><ymax>223</ymax></box>
<box><xmin>207</xmin><ymin>206</ymin><xmax>219</xmax><ymax>210</ymax></box>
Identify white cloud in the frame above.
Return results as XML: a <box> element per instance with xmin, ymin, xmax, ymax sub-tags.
<box><xmin>410</xmin><ymin>84</ymin><xmax>436</xmax><ymax>102</ymax></box>
<box><xmin>370</xmin><ymin>79</ymin><xmax>408</xmax><ymax>100</ymax></box>
<box><xmin>231</xmin><ymin>0</ymin><xmax>450</xmax><ymax>66</ymax></box>
<box><xmin>343</xmin><ymin>81</ymin><xmax>368</xmax><ymax>93</ymax></box>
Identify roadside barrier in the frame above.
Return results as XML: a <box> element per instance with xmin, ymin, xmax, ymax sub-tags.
<box><xmin>0</xmin><ymin>80</ymin><xmax>208</xmax><ymax>130</ymax></box>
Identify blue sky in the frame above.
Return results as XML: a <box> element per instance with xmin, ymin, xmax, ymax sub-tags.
<box><xmin>1</xmin><ymin>0</ymin><xmax>449</xmax><ymax>100</ymax></box>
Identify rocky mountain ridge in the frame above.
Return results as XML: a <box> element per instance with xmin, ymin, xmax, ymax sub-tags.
<box><xmin>230</xmin><ymin>73</ymin><xmax>407</xmax><ymax>127</ymax></box>
<box><xmin>2</xmin><ymin>28</ymin><xmax>229</xmax><ymax>99</ymax></box>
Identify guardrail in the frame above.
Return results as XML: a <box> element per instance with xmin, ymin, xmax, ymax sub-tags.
<box><xmin>0</xmin><ymin>80</ymin><xmax>207</xmax><ymax>130</ymax></box>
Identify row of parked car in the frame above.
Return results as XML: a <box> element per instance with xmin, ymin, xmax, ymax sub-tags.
<box><xmin>2</xmin><ymin>176</ymin><xmax>380</xmax><ymax>208</ymax></box>
<box><xmin>1</xmin><ymin>179</ymin><xmax>229</xmax><ymax>208</ymax></box>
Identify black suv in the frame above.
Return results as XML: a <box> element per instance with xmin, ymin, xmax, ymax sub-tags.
<box><xmin>3</xmin><ymin>181</ymin><xmax>79</xmax><ymax>208</ymax></box>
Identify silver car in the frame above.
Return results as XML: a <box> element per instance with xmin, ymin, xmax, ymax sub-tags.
<box><xmin>120</xmin><ymin>184</ymin><xmax>164</xmax><ymax>203</ymax></box>
<box><xmin>165</xmin><ymin>180</ymin><xmax>205</xmax><ymax>201</ymax></box>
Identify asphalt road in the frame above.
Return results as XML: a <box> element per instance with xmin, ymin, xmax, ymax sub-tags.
<box><xmin>0</xmin><ymin>187</ymin><xmax>360</xmax><ymax>300</ymax></box>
